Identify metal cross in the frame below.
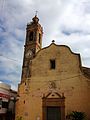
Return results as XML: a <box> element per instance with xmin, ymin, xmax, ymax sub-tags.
<box><xmin>35</xmin><ymin>11</ymin><xmax>38</xmax><ymax>16</ymax></box>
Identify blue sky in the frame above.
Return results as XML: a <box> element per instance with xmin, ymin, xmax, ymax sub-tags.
<box><xmin>0</xmin><ymin>0</ymin><xmax>90</xmax><ymax>90</ymax></box>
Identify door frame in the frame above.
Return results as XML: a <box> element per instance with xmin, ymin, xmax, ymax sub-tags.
<box><xmin>42</xmin><ymin>92</ymin><xmax>65</xmax><ymax>120</ymax></box>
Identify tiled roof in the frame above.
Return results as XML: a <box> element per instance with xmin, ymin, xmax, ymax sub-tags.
<box><xmin>82</xmin><ymin>67</ymin><xmax>90</xmax><ymax>78</ymax></box>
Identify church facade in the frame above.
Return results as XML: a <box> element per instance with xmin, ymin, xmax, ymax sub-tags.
<box><xmin>15</xmin><ymin>15</ymin><xmax>90</xmax><ymax>120</ymax></box>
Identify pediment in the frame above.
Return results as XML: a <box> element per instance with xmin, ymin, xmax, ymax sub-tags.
<box><xmin>43</xmin><ymin>92</ymin><xmax>63</xmax><ymax>99</ymax></box>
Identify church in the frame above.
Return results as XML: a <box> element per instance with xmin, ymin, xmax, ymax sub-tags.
<box><xmin>15</xmin><ymin>15</ymin><xmax>90</xmax><ymax>120</ymax></box>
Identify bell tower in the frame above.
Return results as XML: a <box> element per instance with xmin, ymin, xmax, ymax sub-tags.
<box><xmin>25</xmin><ymin>14</ymin><xmax>43</xmax><ymax>54</ymax></box>
<box><xmin>21</xmin><ymin>15</ymin><xmax>43</xmax><ymax>82</ymax></box>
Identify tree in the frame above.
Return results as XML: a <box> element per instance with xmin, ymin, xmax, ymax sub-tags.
<box><xmin>66</xmin><ymin>111</ymin><xmax>86</xmax><ymax>120</ymax></box>
<box><xmin>16</xmin><ymin>116</ymin><xmax>23</xmax><ymax>120</ymax></box>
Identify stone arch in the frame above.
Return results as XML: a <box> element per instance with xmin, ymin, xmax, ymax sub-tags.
<box><xmin>42</xmin><ymin>92</ymin><xmax>65</xmax><ymax>120</ymax></box>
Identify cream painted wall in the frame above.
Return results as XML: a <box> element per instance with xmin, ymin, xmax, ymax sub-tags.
<box><xmin>15</xmin><ymin>44</ymin><xmax>90</xmax><ymax>120</ymax></box>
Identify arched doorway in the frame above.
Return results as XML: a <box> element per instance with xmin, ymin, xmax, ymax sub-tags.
<box><xmin>42</xmin><ymin>92</ymin><xmax>65</xmax><ymax>120</ymax></box>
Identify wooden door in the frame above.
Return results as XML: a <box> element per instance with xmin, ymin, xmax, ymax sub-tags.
<box><xmin>47</xmin><ymin>107</ymin><xmax>61</xmax><ymax>120</ymax></box>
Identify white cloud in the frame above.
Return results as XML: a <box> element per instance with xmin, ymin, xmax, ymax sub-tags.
<box><xmin>0</xmin><ymin>0</ymin><xmax>90</xmax><ymax>90</ymax></box>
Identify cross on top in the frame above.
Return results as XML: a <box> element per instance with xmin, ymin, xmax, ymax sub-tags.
<box><xmin>35</xmin><ymin>11</ymin><xmax>38</xmax><ymax>16</ymax></box>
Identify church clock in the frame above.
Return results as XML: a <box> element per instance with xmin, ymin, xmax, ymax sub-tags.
<box><xmin>25</xmin><ymin>49</ymin><xmax>33</xmax><ymax>58</ymax></box>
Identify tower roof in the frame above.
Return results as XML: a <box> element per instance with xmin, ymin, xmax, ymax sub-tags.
<box><xmin>27</xmin><ymin>14</ymin><xmax>40</xmax><ymax>27</ymax></box>
<box><xmin>32</xmin><ymin>15</ymin><xmax>39</xmax><ymax>23</ymax></box>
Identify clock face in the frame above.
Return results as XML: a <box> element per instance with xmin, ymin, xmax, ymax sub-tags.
<box><xmin>25</xmin><ymin>49</ymin><xmax>33</xmax><ymax>58</ymax></box>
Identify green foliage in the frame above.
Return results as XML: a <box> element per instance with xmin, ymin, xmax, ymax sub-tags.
<box><xmin>66</xmin><ymin>111</ymin><xmax>86</xmax><ymax>120</ymax></box>
<box><xmin>16</xmin><ymin>116</ymin><xmax>23</xmax><ymax>120</ymax></box>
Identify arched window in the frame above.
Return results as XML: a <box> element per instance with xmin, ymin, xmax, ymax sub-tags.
<box><xmin>29</xmin><ymin>31</ymin><xmax>33</xmax><ymax>41</ymax></box>
<box><xmin>39</xmin><ymin>33</ymin><xmax>41</xmax><ymax>44</ymax></box>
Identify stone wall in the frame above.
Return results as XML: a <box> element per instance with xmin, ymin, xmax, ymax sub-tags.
<box><xmin>15</xmin><ymin>43</ymin><xmax>90</xmax><ymax>120</ymax></box>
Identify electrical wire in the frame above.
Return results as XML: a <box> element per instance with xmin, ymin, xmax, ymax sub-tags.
<box><xmin>26</xmin><ymin>74</ymin><xmax>82</xmax><ymax>83</ymax></box>
<box><xmin>19</xmin><ymin>75</ymin><xmax>90</xmax><ymax>98</ymax></box>
<box><xmin>0</xmin><ymin>53</ymin><xmax>21</xmax><ymax>64</ymax></box>
<box><xmin>0</xmin><ymin>0</ymin><xmax>6</xmax><ymax>21</ymax></box>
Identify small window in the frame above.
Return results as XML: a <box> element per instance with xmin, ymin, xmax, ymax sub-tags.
<box><xmin>24</xmin><ymin>100</ymin><xmax>25</xmax><ymax>104</ymax></box>
<box><xmin>39</xmin><ymin>33</ymin><xmax>41</xmax><ymax>44</ymax></box>
<box><xmin>2</xmin><ymin>101</ymin><xmax>8</xmax><ymax>108</ymax></box>
<box><xmin>29</xmin><ymin>31</ymin><xmax>33</xmax><ymax>41</ymax></box>
<box><xmin>50</xmin><ymin>59</ymin><xmax>55</xmax><ymax>69</ymax></box>
<box><xmin>0</xmin><ymin>99</ymin><xmax>2</xmax><ymax>106</ymax></box>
